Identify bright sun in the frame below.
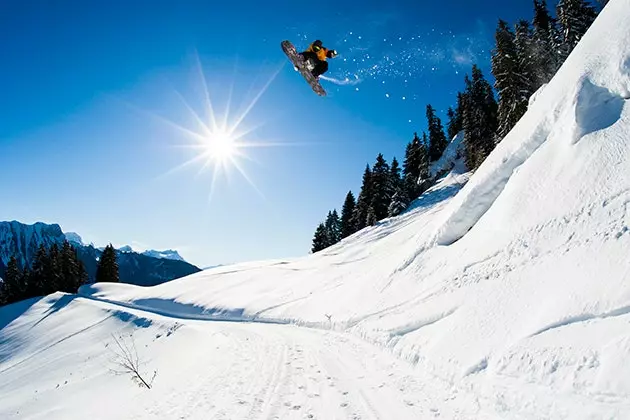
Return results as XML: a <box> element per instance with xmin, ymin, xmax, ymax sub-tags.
<box><xmin>139</xmin><ymin>50</ymin><xmax>290</xmax><ymax>202</ymax></box>
<box><xmin>206</xmin><ymin>129</ymin><xmax>237</xmax><ymax>161</ymax></box>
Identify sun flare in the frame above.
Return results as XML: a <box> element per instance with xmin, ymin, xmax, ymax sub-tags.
<box><xmin>131</xmin><ymin>51</ymin><xmax>294</xmax><ymax>203</ymax></box>
<box><xmin>205</xmin><ymin>128</ymin><xmax>237</xmax><ymax>162</ymax></box>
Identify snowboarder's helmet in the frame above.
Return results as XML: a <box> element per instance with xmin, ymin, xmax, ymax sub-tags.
<box><xmin>313</xmin><ymin>40</ymin><xmax>323</xmax><ymax>47</ymax></box>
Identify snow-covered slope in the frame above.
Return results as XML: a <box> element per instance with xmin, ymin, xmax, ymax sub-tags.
<box><xmin>2</xmin><ymin>1</ymin><xmax>630</xmax><ymax>418</ymax></box>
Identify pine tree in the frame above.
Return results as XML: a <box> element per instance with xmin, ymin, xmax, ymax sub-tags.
<box><xmin>60</xmin><ymin>240</ymin><xmax>88</xmax><ymax>293</ymax></box>
<box><xmin>388</xmin><ymin>186</ymin><xmax>410</xmax><ymax>217</ymax></box>
<box><xmin>352</xmin><ymin>164</ymin><xmax>373</xmax><ymax>231</ymax></box>
<box><xmin>462</xmin><ymin>65</ymin><xmax>498</xmax><ymax>170</ymax></box>
<box><xmin>426</xmin><ymin>105</ymin><xmax>448</xmax><ymax>161</ymax></box>
<box><xmin>557</xmin><ymin>0</ymin><xmax>597</xmax><ymax>54</ymax></box>
<box><xmin>366</xmin><ymin>206</ymin><xmax>377</xmax><ymax>226</ymax></box>
<box><xmin>311</xmin><ymin>223</ymin><xmax>328</xmax><ymax>253</ymax></box>
<box><xmin>389</xmin><ymin>157</ymin><xmax>402</xmax><ymax>194</ymax></box>
<box><xmin>446</xmin><ymin>106</ymin><xmax>462</xmax><ymax>141</ymax></box>
<box><xmin>403</xmin><ymin>133</ymin><xmax>422</xmax><ymax>200</ymax></box>
<box><xmin>96</xmin><ymin>244</ymin><xmax>120</xmax><ymax>283</ymax></box>
<box><xmin>340</xmin><ymin>191</ymin><xmax>357</xmax><ymax>239</ymax></box>
<box><xmin>370</xmin><ymin>153</ymin><xmax>391</xmax><ymax>221</ymax></box>
<box><xmin>419</xmin><ymin>132</ymin><xmax>430</xmax><ymax>180</ymax></box>
<box><xmin>532</xmin><ymin>0</ymin><xmax>561</xmax><ymax>87</ymax></box>
<box><xmin>28</xmin><ymin>244</ymin><xmax>49</xmax><ymax>298</ymax></box>
<box><xmin>514</xmin><ymin>20</ymin><xmax>537</xmax><ymax>98</ymax></box>
<box><xmin>325</xmin><ymin>210</ymin><xmax>342</xmax><ymax>245</ymax></box>
<box><xmin>2</xmin><ymin>256</ymin><xmax>22</xmax><ymax>305</ymax></box>
<box><xmin>44</xmin><ymin>243</ymin><xmax>62</xmax><ymax>295</ymax></box>
<box><xmin>492</xmin><ymin>19</ymin><xmax>530</xmax><ymax>140</ymax></box>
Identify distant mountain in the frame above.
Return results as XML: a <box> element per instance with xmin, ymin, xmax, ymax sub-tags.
<box><xmin>0</xmin><ymin>221</ymin><xmax>201</xmax><ymax>287</ymax></box>
<box><xmin>97</xmin><ymin>245</ymin><xmax>185</xmax><ymax>262</ymax></box>
<box><xmin>141</xmin><ymin>249</ymin><xmax>185</xmax><ymax>262</ymax></box>
<box><xmin>64</xmin><ymin>232</ymin><xmax>84</xmax><ymax>246</ymax></box>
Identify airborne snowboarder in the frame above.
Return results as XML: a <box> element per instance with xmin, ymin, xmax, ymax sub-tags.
<box><xmin>281</xmin><ymin>39</ymin><xmax>338</xmax><ymax>96</ymax></box>
<box><xmin>297</xmin><ymin>40</ymin><xmax>338</xmax><ymax>78</ymax></box>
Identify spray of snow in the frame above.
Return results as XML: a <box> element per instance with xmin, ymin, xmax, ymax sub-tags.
<box><xmin>319</xmin><ymin>74</ymin><xmax>363</xmax><ymax>86</ymax></box>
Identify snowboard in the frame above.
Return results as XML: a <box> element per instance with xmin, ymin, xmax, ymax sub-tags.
<box><xmin>281</xmin><ymin>40</ymin><xmax>326</xmax><ymax>97</ymax></box>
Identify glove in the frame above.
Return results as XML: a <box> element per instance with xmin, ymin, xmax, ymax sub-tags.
<box><xmin>327</xmin><ymin>49</ymin><xmax>338</xmax><ymax>58</ymax></box>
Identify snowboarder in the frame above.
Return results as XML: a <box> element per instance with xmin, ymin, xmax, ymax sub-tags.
<box><xmin>298</xmin><ymin>40</ymin><xmax>338</xmax><ymax>78</ymax></box>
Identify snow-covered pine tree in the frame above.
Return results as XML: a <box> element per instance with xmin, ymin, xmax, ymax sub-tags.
<box><xmin>532</xmin><ymin>0</ymin><xmax>561</xmax><ymax>87</ymax></box>
<box><xmin>366</xmin><ymin>206</ymin><xmax>377</xmax><ymax>227</ymax></box>
<box><xmin>96</xmin><ymin>244</ymin><xmax>120</xmax><ymax>283</ymax></box>
<box><xmin>388</xmin><ymin>185</ymin><xmax>410</xmax><ymax>217</ymax></box>
<box><xmin>352</xmin><ymin>164</ymin><xmax>373</xmax><ymax>231</ymax></box>
<box><xmin>340</xmin><ymin>191</ymin><xmax>357</xmax><ymax>239</ymax></box>
<box><xmin>426</xmin><ymin>104</ymin><xmax>448</xmax><ymax>162</ymax></box>
<box><xmin>492</xmin><ymin>19</ymin><xmax>531</xmax><ymax>140</ymax></box>
<box><xmin>556</xmin><ymin>0</ymin><xmax>597</xmax><ymax>54</ymax></box>
<box><xmin>370</xmin><ymin>153</ymin><xmax>391</xmax><ymax>221</ymax></box>
<box><xmin>514</xmin><ymin>20</ymin><xmax>537</xmax><ymax>100</ymax></box>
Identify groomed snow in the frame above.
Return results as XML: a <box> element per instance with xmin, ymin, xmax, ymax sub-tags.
<box><xmin>2</xmin><ymin>1</ymin><xmax>630</xmax><ymax>418</ymax></box>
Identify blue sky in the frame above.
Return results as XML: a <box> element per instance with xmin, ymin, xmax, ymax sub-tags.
<box><xmin>1</xmin><ymin>0</ymin><xmax>539</xmax><ymax>267</ymax></box>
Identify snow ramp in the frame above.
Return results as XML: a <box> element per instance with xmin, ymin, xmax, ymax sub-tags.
<box><xmin>435</xmin><ymin>0</ymin><xmax>630</xmax><ymax>246</ymax></box>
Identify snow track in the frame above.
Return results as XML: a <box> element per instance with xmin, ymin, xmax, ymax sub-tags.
<box><xmin>0</xmin><ymin>293</ymin><xmax>482</xmax><ymax>419</ymax></box>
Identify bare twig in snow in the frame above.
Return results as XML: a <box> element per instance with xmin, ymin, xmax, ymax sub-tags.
<box><xmin>107</xmin><ymin>333</ymin><xmax>156</xmax><ymax>389</ymax></box>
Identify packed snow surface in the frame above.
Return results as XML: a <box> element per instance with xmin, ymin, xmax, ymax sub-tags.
<box><xmin>2</xmin><ymin>1</ymin><xmax>630</xmax><ymax>418</ymax></box>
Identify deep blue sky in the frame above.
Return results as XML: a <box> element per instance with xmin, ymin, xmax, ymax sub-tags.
<box><xmin>1</xmin><ymin>0</ymin><xmax>540</xmax><ymax>267</ymax></box>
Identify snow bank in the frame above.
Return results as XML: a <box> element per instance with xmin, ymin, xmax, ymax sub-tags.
<box><xmin>435</xmin><ymin>0</ymin><xmax>630</xmax><ymax>245</ymax></box>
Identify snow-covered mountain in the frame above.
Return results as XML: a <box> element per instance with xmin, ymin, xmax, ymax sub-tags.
<box><xmin>0</xmin><ymin>221</ymin><xmax>201</xmax><ymax>287</ymax></box>
<box><xmin>0</xmin><ymin>221</ymin><xmax>67</xmax><ymax>269</ymax></box>
<box><xmin>63</xmin><ymin>232</ymin><xmax>84</xmax><ymax>246</ymax></box>
<box><xmin>141</xmin><ymin>249</ymin><xmax>185</xmax><ymax>262</ymax></box>
<box><xmin>102</xmin><ymin>245</ymin><xmax>185</xmax><ymax>262</ymax></box>
<box><xmin>1</xmin><ymin>1</ymin><xmax>630</xmax><ymax>418</ymax></box>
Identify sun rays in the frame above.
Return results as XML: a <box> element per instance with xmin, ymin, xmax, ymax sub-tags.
<box><xmin>122</xmin><ymin>50</ymin><xmax>289</xmax><ymax>203</ymax></box>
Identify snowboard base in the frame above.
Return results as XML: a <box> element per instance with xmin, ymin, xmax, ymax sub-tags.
<box><xmin>281</xmin><ymin>40</ymin><xmax>326</xmax><ymax>97</ymax></box>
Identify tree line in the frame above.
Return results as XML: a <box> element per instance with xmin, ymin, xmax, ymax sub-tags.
<box><xmin>0</xmin><ymin>242</ymin><xmax>120</xmax><ymax>306</ymax></box>
<box><xmin>312</xmin><ymin>0</ymin><xmax>602</xmax><ymax>253</ymax></box>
